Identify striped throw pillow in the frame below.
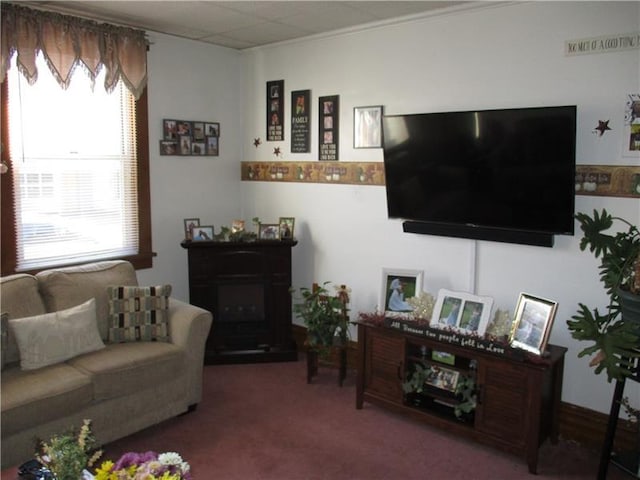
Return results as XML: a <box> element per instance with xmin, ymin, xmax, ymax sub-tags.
<box><xmin>107</xmin><ymin>285</ymin><xmax>171</xmax><ymax>343</ymax></box>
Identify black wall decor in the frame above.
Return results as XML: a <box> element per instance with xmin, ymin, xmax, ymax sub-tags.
<box><xmin>319</xmin><ymin>95</ymin><xmax>339</xmax><ymax>161</ymax></box>
<box><xmin>266</xmin><ymin>80</ymin><xmax>284</xmax><ymax>141</ymax></box>
<box><xmin>291</xmin><ymin>89</ymin><xmax>311</xmax><ymax>153</ymax></box>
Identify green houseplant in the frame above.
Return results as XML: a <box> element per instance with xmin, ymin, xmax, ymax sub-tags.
<box><xmin>567</xmin><ymin>208</ymin><xmax>640</xmax><ymax>381</ymax></box>
<box><xmin>292</xmin><ymin>282</ymin><xmax>351</xmax><ymax>355</ymax></box>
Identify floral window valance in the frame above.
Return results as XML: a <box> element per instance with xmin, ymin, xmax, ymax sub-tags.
<box><xmin>1</xmin><ymin>3</ymin><xmax>148</xmax><ymax>99</ymax></box>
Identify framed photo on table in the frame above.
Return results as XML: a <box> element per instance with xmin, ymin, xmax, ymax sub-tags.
<box><xmin>509</xmin><ymin>293</ymin><xmax>558</xmax><ymax>355</ymax></box>
<box><xmin>380</xmin><ymin>268</ymin><xmax>423</xmax><ymax>318</ymax></box>
<box><xmin>278</xmin><ymin>217</ymin><xmax>295</xmax><ymax>239</ymax></box>
<box><xmin>183</xmin><ymin>218</ymin><xmax>200</xmax><ymax>240</ymax></box>
<box><xmin>192</xmin><ymin>225</ymin><xmax>214</xmax><ymax>241</ymax></box>
<box><xmin>430</xmin><ymin>289</ymin><xmax>493</xmax><ymax>336</ymax></box>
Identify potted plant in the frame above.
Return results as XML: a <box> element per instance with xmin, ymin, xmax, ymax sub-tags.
<box><xmin>292</xmin><ymin>282</ymin><xmax>351</xmax><ymax>383</ymax></box>
<box><xmin>567</xmin><ymin>208</ymin><xmax>640</xmax><ymax>382</ymax></box>
<box><xmin>292</xmin><ymin>282</ymin><xmax>351</xmax><ymax>354</ymax></box>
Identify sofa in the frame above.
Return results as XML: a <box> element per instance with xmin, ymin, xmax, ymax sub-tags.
<box><xmin>0</xmin><ymin>260</ymin><xmax>213</xmax><ymax>469</ymax></box>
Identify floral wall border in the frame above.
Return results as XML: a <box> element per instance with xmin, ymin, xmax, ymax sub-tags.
<box><xmin>242</xmin><ymin>162</ymin><xmax>639</xmax><ymax>198</ymax></box>
<box><xmin>241</xmin><ymin>161</ymin><xmax>385</xmax><ymax>186</ymax></box>
<box><xmin>575</xmin><ymin>165</ymin><xmax>640</xmax><ymax>198</ymax></box>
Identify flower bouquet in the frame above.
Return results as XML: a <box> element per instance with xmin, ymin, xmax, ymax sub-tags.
<box><xmin>94</xmin><ymin>451</ymin><xmax>191</xmax><ymax>480</ymax></box>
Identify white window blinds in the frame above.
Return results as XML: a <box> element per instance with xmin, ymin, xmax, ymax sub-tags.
<box><xmin>7</xmin><ymin>54</ymin><xmax>139</xmax><ymax>271</ymax></box>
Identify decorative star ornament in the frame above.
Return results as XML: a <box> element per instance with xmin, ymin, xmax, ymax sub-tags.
<box><xmin>273</xmin><ymin>147</ymin><xmax>281</xmax><ymax>157</ymax></box>
<box><xmin>253</xmin><ymin>138</ymin><xmax>261</xmax><ymax>148</ymax></box>
<box><xmin>594</xmin><ymin>120</ymin><xmax>611</xmax><ymax>136</ymax></box>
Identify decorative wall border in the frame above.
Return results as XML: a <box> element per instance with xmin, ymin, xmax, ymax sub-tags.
<box><xmin>575</xmin><ymin>165</ymin><xmax>640</xmax><ymax>198</ymax></box>
<box><xmin>242</xmin><ymin>162</ymin><xmax>639</xmax><ymax>198</ymax></box>
<box><xmin>241</xmin><ymin>161</ymin><xmax>385</xmax><ymax>186</ymax></box>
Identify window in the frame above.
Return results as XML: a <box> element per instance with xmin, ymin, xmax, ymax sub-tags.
<box><xmin>1</xmin><ymin>55</ymin><xmax>152</xmax><ymax>274</ymax></box>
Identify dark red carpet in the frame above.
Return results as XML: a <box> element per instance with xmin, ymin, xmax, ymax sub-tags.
<box><xmin>2</xmin><ymin>359</ymin><xmax>629</xmax><ymax>479</ymax></box>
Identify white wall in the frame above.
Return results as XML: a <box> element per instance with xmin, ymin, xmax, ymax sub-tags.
<box><xmin>239</xmin><ymin>2</ymin><xmax>640</xmax><ymax>414</ymax></box>
<box><xmin>136</xmin><ymin>33</ymin><xmax>243</xmax><ymax>301</ymax></box>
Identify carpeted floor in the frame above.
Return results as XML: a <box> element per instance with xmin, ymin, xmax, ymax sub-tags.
<box><xmin>2</xmin><ymin>359</ymin><xmax>631</xmax><ymax>479</ymax></box>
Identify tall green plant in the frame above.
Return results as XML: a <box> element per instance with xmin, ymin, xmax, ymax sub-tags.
<box><xmin>567</xmin><ymin>209</ymin><xmax>640</xmax><ymax>381</ymax></box>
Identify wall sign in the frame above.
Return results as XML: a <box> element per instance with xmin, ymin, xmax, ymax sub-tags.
<box><xmin>266</xmin><ymin>80</ymin><xmax>284</xmax><ymax>141</ymax></box>
<box><xmin>319</xmin><ymin>95</ymin><xmax>339</xmax><ymax>161</ymax></box>
<box><xmin>291</xmin><ymin>89</ymin><xmax>311</xmax><ymax>153</ymax></box>
<box><xmin>565</xmin><ymin>32</ymin><xmax>640</xmax><ymax>56</ymax></box>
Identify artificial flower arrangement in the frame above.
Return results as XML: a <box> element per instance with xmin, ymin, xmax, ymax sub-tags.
<box><xmin>94</xmin><ymin>451</ymin><xmax>192</xmax><ymax>480</ymax></box>
<box><xmin>27</xmin><ymin>420</ymin><xmax>191</xmax><ymax>480</ymax></box>
<box><xmin>34</xmin><ymin>419</ymin><xmax>102</xmax><ymax>480</ymax></box>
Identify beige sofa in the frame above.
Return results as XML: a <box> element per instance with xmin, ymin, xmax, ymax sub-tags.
<box><xmin>0</xmin><ymin>260</ymin><xmax>212</xmax><ymax>469</ymax></box>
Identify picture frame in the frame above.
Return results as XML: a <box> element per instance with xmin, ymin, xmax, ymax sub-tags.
<box><xmin>432</xmin><ymin>350</ymin><xmax>456</xmax><ymax>366</ymax></box>
<box><xmin>259</xmin><ymin>223</ymin><xmax>280</xmax><ymax>240</ymax></box>
<box><xmin>430</xmin><ymin>289</ymin><xmax>494</xmax><ymax>336</ymax></box>
<box><xmin>191</xmin><ymin>225</ymin><xmax>214</xmax><ymax>241</ymax></box>
<box><xmin>161</xmin><ymin>119</ymin><xmax>220</xmax><ymax>156</ymax></box>
<box><xmin>278</xmin><ymin>217</ymin><xmax>295</xmax><ymax>240</ymax></box>
<box><xmin>623</xmin><ymin>93</ymin><xmax>640</xmax><ymax>157</ymax></box>
<box><xmin>231</xmin><ymin>219</ymin><xmax>245</xmax><ymax>232</ymax></box>
<box><xmin>163</xmin><ymin>119</ymin><xmax>177</xmax><ymax>140</ymax></box>
<box><xmin>183</xmin><ymin>218</ymin><xmax>200</xmax><ymax>240</ymax></box>
<box><xmin>354</xmin><ymin>105</ymin><xmax>383</xmax><ymax>148</ymax></box>
<box><xmin>424</xmin><ymin>365</ymin><xmax>460</xmax><ymax>393</ymax></box>
<box><xmin>509</xmin><ymin>293</ymin><xmax>558</xmax><ymax>355</ymax></box>
<box><xmin>380</xmin><ymin>268</ymin><xmax>423</xmax><ymax>318</ymax></box>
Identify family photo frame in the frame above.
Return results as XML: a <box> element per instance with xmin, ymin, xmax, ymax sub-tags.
<box><xmin>278</xmin><ymin>217</ymin><xmax>295</xmax><ymax>240</ymax></box>
<box><xmin>509</xmin><ymin>293</ymin><xmax>558</xmax><ymax>355</ymax></box>
<box><xmin>380</xmin><ymin>268</ymin><xmax>423</xmax><ymax>318</ymax></box>
<box><xmin>191</xmin><ymin>225</ymin><xmax>214</xmax><ymax>241</ymax></box>
<box><xmin>430</xmin><ymin>289</ymin><xmax>494</xmax><ymax>336</ymax></box>
<box><xmin>354</xmin><ymin>105</ymin><xmax>383</xmax><ymax>148</ymax></box>
<box><xmin>183</xmin><ymin>218</ymin><xmax>200</xmax><ymax>240</ymax></box>
<box><xmin>259</xmin><ymin>223</ymin><xmax>280</xmax><ymax>240</ymax></box>
<box><xmin>161</xmin><ymin>119</ymin><xmax>220</xmax><ymax>156</ymax></box>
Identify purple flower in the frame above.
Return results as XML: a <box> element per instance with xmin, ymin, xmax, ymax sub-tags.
<box><xmin>113</xmin><ymin>451</ymin><xmax>158</xmax><ymax>470</ymax></box>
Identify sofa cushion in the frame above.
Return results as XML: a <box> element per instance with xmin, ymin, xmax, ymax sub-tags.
<box><xmin>37</xmin><ymin>260</ymin><xmax>138</xmax><ymax>341</ymax></box>
<box><xmin>1</xmin><ymin>362</ymin><xmax>93</xmax><ymax>436</ymax></box>
<box><xmin>67</xmin><ymin>342</ymin><xmax>185</xmax><ymax>401</ymax></box>
<box><xmin>107</xmin><ymin>285</ymin><xmax>172</xmax><ymax>343</ymax></box>
<box><xmin>0</xmin><ymin>273</ymin><xmax>47</xmax><ymax>365</ymax></box>
<box><xmin>9</xmin><ymin>298</ymin><xmax>105</xmax><ymax>370</ymax></box>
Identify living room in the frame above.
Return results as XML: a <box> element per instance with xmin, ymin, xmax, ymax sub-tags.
<box><xmin>1</xmin><ymin>0</ymin><xmax>639</xmax><ymax>477</ymax></box>
<box><xmin>137</xmin><ymin>1</ymin><xmax>639</xmax><ymax>418</ymax></box>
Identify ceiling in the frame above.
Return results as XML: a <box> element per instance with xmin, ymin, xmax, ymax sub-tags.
<box><xmin>13</xmin><ymin>1</ymin><xmax>473</xmax><ymax>50</ymax></box>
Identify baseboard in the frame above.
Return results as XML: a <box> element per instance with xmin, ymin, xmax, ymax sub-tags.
<box><xmin>291</xmin><ymin>324</ymin><xmax>637</xmax><ymax>453</ymax></box>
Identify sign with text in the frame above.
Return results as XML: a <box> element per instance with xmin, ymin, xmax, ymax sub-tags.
<box><xmin>291</xmin><ymin>90</ymin><xmax>311</xmax><ymax>153</ymax></box>
<box><xmin>319</xmin><ymin>95</ymin><xmax>339</xmax><ymax>161</ymax></box>
<box><xmin>566</xmin><ymin>32</ymin><xmax>640</xmax><ymax>56</ymax></box>
<box><xmin>266</xmin><ymin>80</ymin><xmax>284</xmax><ymax>141</ymax></box>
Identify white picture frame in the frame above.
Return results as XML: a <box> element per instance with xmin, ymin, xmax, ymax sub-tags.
<box><xmin>380</xmin><ymin>268</ymin><xmax>423</xmax><ymax>319</ymax></box>
<box><xmin>430</xmin><ymin>288</ymin><xmax>494</xmax><ymax>336</ymax></box>
<box><xmin>354</xmin><ymin>105</ymin><xmax>383</xmax><ymax>148</ymax></box>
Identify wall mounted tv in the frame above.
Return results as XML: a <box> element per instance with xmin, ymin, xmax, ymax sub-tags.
<box><xmin>382</xmin><ymin>105</ymin><xmax>577</xmax><ymax>247</ymax></box>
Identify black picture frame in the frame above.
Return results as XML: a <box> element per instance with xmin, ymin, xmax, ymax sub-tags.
<box><xmin>160</xmin><ymin>119</ymin><xmax>220</xmax><ymax>156</ymax></box>
<box><xmin>319</xmin><ymin>95</ymin><xmax>339</xmax><ymax>161</ymax></box>
<box><xmin>267</xmin><ymin>80</ymin><xmax>284</xmax><ymax>141</ymax></box>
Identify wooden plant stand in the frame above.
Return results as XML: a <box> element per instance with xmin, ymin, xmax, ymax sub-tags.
<box><xmin>307</xmin><ymin>346</ymin><xmax>347</xmax><ymax>386</ymax></box>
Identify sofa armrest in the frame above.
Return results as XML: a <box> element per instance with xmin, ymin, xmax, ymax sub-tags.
<box><xmin>167</xmin><ymin>298</ymin><xmax>212</xmax><ymax>406</ymax></box>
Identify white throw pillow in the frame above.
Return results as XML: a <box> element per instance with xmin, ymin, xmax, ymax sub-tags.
<box><xmin>9</xmin><ymin>298</ymin><xmax>105</xmax><ymax>370</ymax></box>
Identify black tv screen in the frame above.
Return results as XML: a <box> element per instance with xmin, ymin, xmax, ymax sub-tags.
<box><xmin>382</xmin><ymin>105</ymin><xmax>576</xmax><ymax>246</ymax></box>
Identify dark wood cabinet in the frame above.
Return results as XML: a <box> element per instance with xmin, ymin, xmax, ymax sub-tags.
<box><xmin>181</xmin><ymin>240</ymin><xmax>297</xmax><ymax>364</ymax></box>
<box><xmin>356</xmin><ymin>322</ymin><xmax>566</xmax><ymax>474</ymax></box>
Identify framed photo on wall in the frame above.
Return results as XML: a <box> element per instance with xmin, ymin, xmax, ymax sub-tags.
<box><xmin>623</xmin><ymin>93</ymin><xmax>640</xmax><ymax>157</ymax></box>
<box><xmin>380</xmin><ymin>268</ymin><xmax>423</xmax><ymax>318</ymax></box>
<box><xmin>509</xmin><ymin>293</ymin><xmax>558</xmax><ymax>355</ymax></box>
<box><xmin>430</xmin><ymin>289</ymin><xmax>494</xmax><ymax>336</ymax></box>
<box><xmin>354</xmin><ymin>105</ymin><xmax>383</xmax><ymax>148</ymax></box>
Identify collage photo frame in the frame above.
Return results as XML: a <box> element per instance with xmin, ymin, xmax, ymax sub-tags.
<box><xmin>430</xmin><ymin>289</ymin><xmax>494</xmax><ymax>337</ymax></box>
<box><xmin>160</xmin><ymin>119</ymin><xmax>220</xmax><ymax>156</ymax></box>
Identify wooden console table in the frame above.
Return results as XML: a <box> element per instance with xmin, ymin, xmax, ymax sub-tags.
<box><xmin>356</xmin><ymin>322</ymin><xmax>566</xmax><ymax>474</ymax></box>
<box><xmin>181</xmin><ymin>240</ymin><xmax>298</xmax><ymax>364</ymax></box>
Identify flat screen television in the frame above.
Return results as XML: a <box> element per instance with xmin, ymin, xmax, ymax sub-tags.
<box><xmin>382</xmin><ymin>105</ymin><xmax>576</xmax><ymax>247</ymax></box>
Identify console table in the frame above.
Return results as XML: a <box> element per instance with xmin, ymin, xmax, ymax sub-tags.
<box><xmin>181</xmin><ymin>240</ymin><xmax>298</xmax><ymax>364</ymax></box>
<box><xmin>356</xmin><ymin>322</ymin><xmax>566</xmax><ymax>474</ymax></box>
